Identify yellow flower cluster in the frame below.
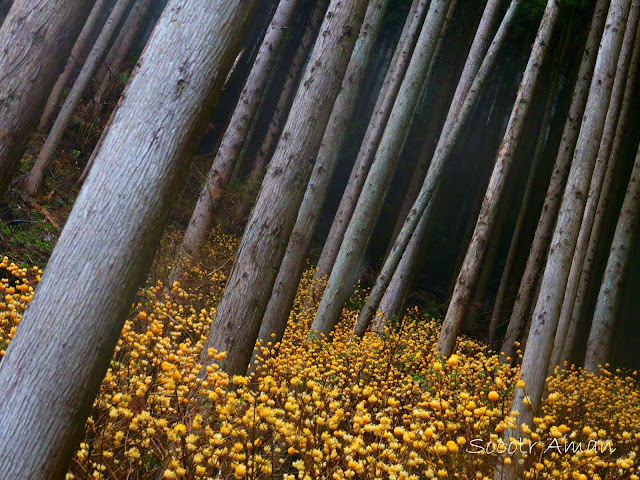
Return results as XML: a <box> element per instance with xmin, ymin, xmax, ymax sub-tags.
<box><xmin>1</xmin><ymin>235</ymin><xmax>639</xmax><ymax>479</ymax></box>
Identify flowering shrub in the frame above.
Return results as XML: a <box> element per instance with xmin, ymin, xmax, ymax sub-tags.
<box><xmin>1</xmin><ymin>242</ymin><xmax>639</xmax><ymax>479</ymax></box>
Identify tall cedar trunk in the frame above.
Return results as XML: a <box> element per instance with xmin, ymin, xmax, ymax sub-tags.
<box><xmin>252</xmin><ymin>0</ymin><xmax>389</xmax><ymax>361</ymax></box>
<box><xmin>310</xmin><ymin>0</ymin><xmax>454</xmax><ymax>338</ymax></box>
<box><xmin>92</xmin><ymin>0</ymin><xmax>154</xmax><ymax>111</ymax></box>
<box><xmin>549</xmin><ymin>3</ymin><xmax>639</xmax><ymax>370</ymax></box>
<box><xmin>310</xmin><ymin>0</ymin><xmax>429</xmax><ymax>295</ymax></box>
<box><xmin>436</xmin><ymin>0</ymin><xmax>560</xmax><ymax>357</ymax></box>
<box><xmin>501</xmin><ymin>4</ymin><xmax>631</xmax><ymax>476</ymax></box>
<box><xmin>488</xmin><ymin>32</ymin><xmax>568</xmax><ymax>345</ymax></box>
<box><xmin>584</xmin><ymin>144</ymin><xmax>640</xmax><ymax>372</ymax></box>
<box><xmin>561</xmin><ymin>14</ymin><xmax>640</xmax><ymax>364</ymax></box>
<box><xmin>232</xmin><ymin>0</ymin><xmax>330</xmax><ymax>225</ymax></box>
<box><xmin>0</xmin><ymin>0</ymin><xmax>253</xmax><ymax>476</ymax></box>
<box><xmin>201</xmin><ymin>0</ymin><xmax>368</xmax><ymax>376</ymax></box>
<box><xmin>38</xmin><ymin>0</ymin><xmax>112</xmax><ymax>131</ymax></box>
<box><xmin>352</xmin><ymin>0</ymin><xmax>522</xmax><ymax>337</ymax></box>
<box><xmin>0</xmin><ymin>0</ymin><xmax>94</xmax><ymax>201</ymax></box>
<box><xmin>500</xmin><ymin>0</ymin><xmax>611</xmax><ymax>360</ymax></box>
<box><xmin>24</xmin><ymin>0</ymin><xmax>135</xmax><ymax>196</ymax></box>
<box><xmin>170</xmin><ymin>0</ymin><xmax>301</xmax><ymax>280</ymax></box>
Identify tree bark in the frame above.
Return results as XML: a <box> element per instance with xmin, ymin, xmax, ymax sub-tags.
<box><xmin>549</xmin><ymin>1</ymin><xmax>639</xmax><ymax>371</ymax></box>
<box><xmin>310</xmin><ymin>0</ymin><xmax>454</xmax><ymax>339</ymax></box>
<box><xmin>170</xmin><ymin>0</ymin><xmax>302</xmax><ymax>281</ymax></box>
<box><xmin>500</xmin><ymin>0</ymin><xmax>611</xmax><ymax>360</ymax></box>
<box><xmin>502</xmin><ymin>3</ymin><xmax>631</xmax><ymax>474</ymax></box>
<box><xmin>352</xmin><ymin>0</ymin><xmax>522</xmax><ymax>337</ymax></box>
<box><xmin>25</xmin><ymin>0</ymin><xmax>136</xmax><ymax>196</ymax></box>
<box><xmin>38</xmin><ymin>0</ymin><xmax>112</xmax><ymax>132</ymax></box>
<box><xmin>253</xmin><ymin>0</ymin><xmax>389</xmax><ymax>362</ymax></box>
<box><xmin>0</xmin><ymin>0</ymin><xmax>94</xmax><ymax>201</ymax></box>
<box><xmin>201</xmin><ymin>0</ymin><xmax>368</xmax><ymax>376</ymax></box>
<box><xmin>584</xmin><ymin>146</ymin><xmax>640</xmax><ymax>372</ymax></box>
<box><xmin>310</xmin><ymin>0</ymin><xmax>430</xmax><ymax>294</ymax></box>
<box><xmin>0</xmin><ymin>0</ymin><xmax>253</xmax><ymax>477</ymax></box>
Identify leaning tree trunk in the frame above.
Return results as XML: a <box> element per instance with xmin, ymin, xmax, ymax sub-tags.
<box><xmin>500</xmin><ymin>0</ymin><xmax>612</xmax><ymax>360</ymax></box>
<box><xmin>25</xmin><ymin>0</ymin><xmax>135</xmax><ymax>196</ymax></box>
<box><xmin>502</xmin><ymin>4</ymin><xmax>631</xmax><ymax>476</ymax></box>
<box><xmin>38</xmin><ymin>0</ymin><xmax>112</xmax><ymax>132</ymax></box>
<box><xmin>549</xmin><ymin>2</ymin><xmax>639</xmax><ymax>371</ymax></box>
<box><xmin>584</xmin><ymin>144</ymin><xmax>640</xmax><ymax>372</ymax></box>
<box><xmin>352</xmin><ymin>0</ymin><xmax>523</xmax><ymax>337</ymax></box>
<box><xmin>436</xmin><ymin>0</ymin><xmax>561</xmax><ymax>358</ymax></box>
<box><xmin>310</xmin><ymin>0</ymin><xmax>429</xmax><ymax>294</ymax></box>
<box><xmin>0</xmin><ymin>0</ymin><xmax>253</xmax><ymax>477</ymax></box>
<box><xmin>0</xmin><ymin>0</ymin><xmax>94</xmax><ymax>201</ymax></box>
<box><xmin>170</xmin><ymin>0</ymin><xmax>301</xmax><ymax>281</ymax></box>
<box><xmin>252</xmin><ymin>0</ymin><xmax>389</xmax><ymax>362</ymax></box>
<box><xmin>201</xmin><ymin>0</ymin><xmax>368</xmax><ymax>376</ymax></box>
<box><xmin>561</xmin><ymin>12</ymin><xmax>640</xmax><ymax>364</ymax></box>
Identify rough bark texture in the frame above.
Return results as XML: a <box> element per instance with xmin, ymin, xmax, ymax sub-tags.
<box><xmin>25</xmin><ymin>0</ymin><xmax>135</xmax><ymax>196</ymax></box>
<box><xmin>352</xmin><ymin>0</ymin><xmax>522</xmax><ymax>337</ymax></box>
<box><xmin>500</xmin><ymin>0</ymin><xmax>611</xmax><ymax>360</ymax></box>
<box><xmin>584</xmin><ymin>144</ymin><xmax>640</xmax><ymax>372</ymax></box>
<box><xmin>201</xmin><ymin>0</ymin><xmax>368</xmax><ymax>376</ymax></box>
<box><xmin>550</xmin><ymin>2</ymin><xmax>639</xmax><ymax>370</ymax></box>
<box><xmin>310</xmin><ymin>0</ymin><xmax>429</xmax><ymax>293</ymax></box>
<box><xmin>0</xmin><ymin>0</ymin><xmax>253</xmax><ymax>477</ymax></box>
<box><xmin>39</xmin><ymin>0</ymin><xmax>112</xmax><ymax>131</ymax></box>
<box><xmin>253</xmin><ymin>0</ymin><xmax>389</xmax><ymax>359</ymax></box>
<box><xmin>0</xmin><ymin>0</ymin><xmax>94</xmax><ymax>201</ymax></box>
<box><xmin>311</xmin><ymin>0</ymin><xmax>453</xmax><ymax>338</ymax></box>
<box><xmin>502</xmin><ymin>4</ymin><xmax>631</xmax><ymax>474</ymax></box>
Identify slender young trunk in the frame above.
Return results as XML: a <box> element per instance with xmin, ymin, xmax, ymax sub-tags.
<box><xmin>170</xmin><ymin>0</ymin><xmax>302</xmax><ymax>280</ymax></box>
<box><xmin>310</xmin><ymin>0</ymin><xmax>429</xmax><ymax>293</ymax></box>
<box><xmin>549</xmin><ymin>2</ymin><xmax>640</xmax><ymax>371</ymax></box>
<box><xmin>500</xmin><ymin>0</ymin><xmax>611</xmax><ymax>360</ymax></box>
<box><xmin>352</xmin><ymin>0</ymin><xmax>523</xmax><ymax>337</ymax></box>
<box><xmin>92</xmin><ymin>0</ymin><xmax>154</xmax><ymax>111</ymax></box>
<box><xmin>0</xmin><ymin>0</ymin><xmax>94</xmax><ymax>201</ymax></box>
<box><xmin>502</xmin><ymin>4</ymin><xmax>631</xmax><ymax>474</ymax></box>
<box><xmin>25</xmin><ymin>0</ymin><xmax>135</xmax><ymax>196</ymax></box>
<box><xmin>0</xmin><ymin>1</ymin><xmax>253</xmax><ymax>477</ymax></box>
<box><xmin>233</xmin><ymin>0</ymin><xmax>330</xmax><ymax>225</ymax></box>
<box><xmin>488</xmin><ymin>31</ymin><xmax>568</xmax><ymax>345</ymax></box>
<box><xmin>38</xmin><ymin>0</ymin><xmax>112</xmax><ymax>131</ymax></box>
<box><xmin>561</xmin><ymin>13</ymin><xmax>640</xmax><ymax>365</ymax></box>
<box><xmin>584</xmin><ymin>146</ymin><xmax>640</xmax><ymax>372</ymax></box>
<box><xmin>201</xmin><ymin>0</ymin><xmax>368</xmax><ymax>376</ymax></box>
<box><xmin>253</xmin><ymin>0</ymin><xmax>389</xmax><ymax>360</ymax></box>
<box><xmin>311</xmin><ymin>0</ymin><xmax>454</xmax><ymax>338</ymax></box>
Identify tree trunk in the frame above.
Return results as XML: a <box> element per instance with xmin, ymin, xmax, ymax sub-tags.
<box><xmin>252</xmin><ymin>0</ymin><xmax>389</xmax><ymax>362</ymax></box>
<box><xmin>233</xmin><ymin>0</ymin><xmax>330</xmax><ymax>225</ymax></box>
<box><xmin>561</xmin><ymin>11</ymin><xmax>640</xmax><ymax>365</ymax></box>
<box><xmin>25</xmin><ymin>0</ymin><xmax>135</xmax><ymax>196</ymax></box>
<box><xmin>502</xmin><ymin>4</ymin><xmax>631</xmax><ymax>475</ymax></box>
<box><xmin>487</xmin><ymin>29</ymin><xmax>568</xmax><ymax>345</ymax></box>
<box><xmin>0</xmin><ymin>0</ymin><xmax>94</xmax><ymax>201</ymax></box>
<box><xmin>583</xmin><ymin>146</ymin><xmax>640</xmax><ymax>372</ymax></box>
<box><xmin>310</xmin><ymin>0</ymin><xmax>429</xmax><ymax>294</ymax></box>
<box><xmin>170</xmin><ymin>0</ymin><xmax>301</xmax><ymax>281</ymax></box>
<box><xmin>91</xmin><ymin>0</ymin><xmax>154</xmax><ymax>112</ymax></box>
<box><xmin>38</xmin><ymin>0</ymin><xmax>112</xmax><ymax>132</ymax></box>
<box><xmin>201</xmin><ymin>0</ymin><xmax>368</xmax><ymax>376</ymax></box>
<box><xmin>310</xmin><ymin>0</ymin><xmax>454</xmax><ymax>339</ymax></box>
<box><xmin>437</xmin><ymin>0</ymin><xmax>560</xmax><ymax>358</ymax></box>
<box><xmin>352</xmin><ymin>0</ymin><xmax>522</xmax><ymax>337</ymax></box>
<box><xmin>549</xmin><ymin>2</ymin><xmax>639</xmax><ymax>371</ymax></box>
<box><xmin>0</xmin><ymin>1</ymin><xmax>253</xmax><ymax>477</ymax></box>
<box><xmin>500</xmin><ymin>0</ymin><xmax>611</xmax><ymax>360</ymax></box>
